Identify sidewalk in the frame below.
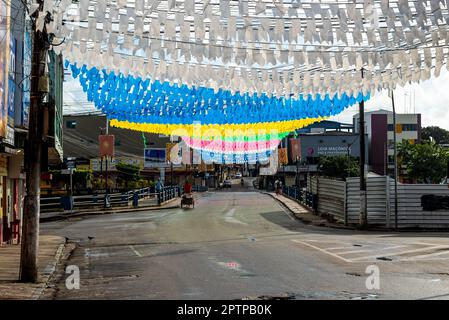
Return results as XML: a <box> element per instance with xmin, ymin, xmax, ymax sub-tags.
<box><xmin>263</xmin><ymin>191</ymin><xmax>352</xmax><ymax>230</ymax></box>
<box><xmin>41</xmin><ymin>196</ymin><xmax>182</xmax><ymax>222</ymax></box>
<box><xmin>0</xmin><ymin>235</ymin><xmax>67</xmax><ymax>299</ymax></box>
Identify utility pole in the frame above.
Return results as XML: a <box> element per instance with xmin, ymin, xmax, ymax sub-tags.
<box><xmin>105</xmin><ymin>117</ymin><xmax>109</xmax><ymax>195</ymax></box>
<box><xmin>20</xmin><ymin>1</ymin><xmax>51</xmax><ymax>282</ymax></box>
<box><xmin>171</xmin><ymin>162</ymin><xmax>174</xmax><ymax>185</ymax></box>
<box><xmin>359</xmin><ymin>68</ymin><xmax>368</xmax><ymax>227</ymax></box>
<box><xmin>391</xmin><ymin>90</ymin><xmax>399</xmax><ymax>230</ymax></box>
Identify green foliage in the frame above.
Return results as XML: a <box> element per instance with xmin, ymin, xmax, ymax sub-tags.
<box><xmin>318</xmin><ymin>156</ymin><xmax>359</xmax><ymax>180</ymax></box>
<box><xmin>398</xmin><ymin>140</ymin><xmax>449</xmax><ymax>184</ymax></box>
<box><xmin>115</xmin><ymin>161</ymin><xmax>143</xmax><ymax>190</ymax></box>
<box><xmin>48</xmin><ymin>169</ymin><xmax>92</xmax><ymax>185</ymax></box>
<box><xmin>422</xmin><ymin>126</ymin><xmax>449</xmax><ymax>144</ymax></box>
<box><xmin>116</xmin><ymin>162</ymin><xmax>141</xmax><ymax>182</ymax></box>
<box><xmin>72</xmin><ymin>169</ymin><xmax>92</xmax><ymax>186</ymax></box>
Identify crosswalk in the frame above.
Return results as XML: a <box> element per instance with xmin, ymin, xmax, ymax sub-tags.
<box><xmin>291</xmin><ymin>239</ymin><xmax>449</xmax><ymax>263</ymax></box>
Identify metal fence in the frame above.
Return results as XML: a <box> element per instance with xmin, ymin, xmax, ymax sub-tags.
<box><xmin>308</xmin><ymin>176</ymin><xmax>449</xmax><ymax>229</ymax></box>
<box><xmin>40</xmin><ymin>186</ymin><xmax>181</xmax><ymax>213</ymax></box>
<box><xmin>387</xmin><ymin>184</ymin><xmax>449</xmax><ymax>228</ymax></box>
<box><xmin>346</xmin><ymin>177</ymin><xmax>391</xmax><ymax>226</ymax></box>
<box><xmin>317</xmin><ymin>178</ymin><xmax>346</xmax><ymax>223</ymax></box>
<box><xmin>282</xmin><ymin>185</ymin><xmax>316</xmax><ymax>211</ymax></box>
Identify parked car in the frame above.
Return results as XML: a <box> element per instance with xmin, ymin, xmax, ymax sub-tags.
<box><xmin>235</xmin><ymin>172</ymin><xmax>242</xmax><ymax>179</ymax></box>
<box><xmin>223</xmin><ymin>180</ymin><xmax>232</xmax><ymax>188</ymax></box>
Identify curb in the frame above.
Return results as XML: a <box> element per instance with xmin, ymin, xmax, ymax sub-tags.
<box><xmin>261</xmin><ymin>191</ymin><xmax>449</xmax><ymax>233</ymax></box>
<box><xmin>260</xmin><ymin>191</ymin><xmax>355</xmax><ymax>231</ymax></box>
<box><xmin>40</xmin><ymin>197</ymin><xmax>181</xmax><ymax>223</ymax></box>
<box><xmin>31</xmin><ymin>239</ymin><xmax>74</xmax><ymax>300</ymax></box>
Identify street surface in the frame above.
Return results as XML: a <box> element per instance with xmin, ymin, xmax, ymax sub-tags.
<box><xmin>42</xmin><ymin>179</ymin><xmax>449</xmax><ymax>300</ymax></box>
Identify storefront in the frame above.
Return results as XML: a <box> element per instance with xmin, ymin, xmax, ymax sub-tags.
<box><xmin>0</xmin><ymin>155</ymin><xmax>8</xmax><ymax>244</ymax></box>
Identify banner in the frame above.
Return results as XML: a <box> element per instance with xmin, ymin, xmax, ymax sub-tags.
<box><xmin>166</xmin><ymin>143</ymin><xmax>176</xmax><ymax>162</ymax></box>
<box><xmin>278</xmin><ymin>148</ymin><xmax>288</xmax><ymax>165</ymax></box>
<box><xmin>8</xmin><ymin>37</ymin><xmax>15</xmax><ymax>125</ymax></box>
<box><xmin>144</xmin><ymin>148</ymin><xmax>168</xmax><ymax>168</ymax></box>
<box><xmin>99</xmin><ymin>135</ymin><xmax>115</xmax><ymax>158</ymax></box>
<box><xmin>289</xmin><ymin>139</ymin><xmax>301</xmax><ymax>162</ymax></box>
<box><xmin>21</xmin><ymin>23</ymin><xmax>32</xmax><ymax>128</ymax></box>
<box><xmin>5</xmin><ymin>36</ymin><xmax>16</xmax><ymax>145</ymax></box>
<box><xmin>0</xmin><ymin>0</ymin><xmax>11</xmax><ymax>139</ymax></box>
<box><xmin>259</xmin><ymin>151</ymin><xmax>278</xmax><ymax>176</ymax></box>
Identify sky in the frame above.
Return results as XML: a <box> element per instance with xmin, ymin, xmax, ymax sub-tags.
<box><xmin>64</xmin><ymin>69</ymin><xmax>449</xmax><ymax>130</ymax></box>
<box><xmin>330</xmin><ymin>69</ymin><xmax>449</xmax><ymax>130</ymax></box>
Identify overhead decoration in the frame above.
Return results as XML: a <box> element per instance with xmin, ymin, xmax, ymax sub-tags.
<box><xmin>67</xmin><ymin>62</ymin><xmax>369</xmax><ymax>127</ymax></box>
<box><xmin>53</xmin><ymin>0</ymin><xmax>449</xmax><ymax>98</ymax></box>
<box><xmin>181</xmin><ymin>136</ymin><xmax>281</xmax><ymax>154</ymax></box>
<box><xmin>188</xmin><ymin>131</ymin><xmax>291</xmax><ymax>143</ymax></box>
<box><xmin>200</xmin><ymin>149</ymin><xmax>272</xmax><ymax>165</ymax></box>
<box><xmin>40</xmin><ymin>1</ymin><xmax>449</xmax><ymax>162</ymax></box>
<box><xmin>108</xmin><ymin>118</ymin><xmax>323</xmax><ymax>138</ymax></box>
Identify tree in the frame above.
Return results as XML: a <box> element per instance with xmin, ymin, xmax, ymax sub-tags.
<box><xmin>318</xmin><ymin>156</ymin><xmax>359</xmax><ymax>180</ymax></box>
<box><xmin>116</xmin><ymin>162</ymin><xmax>142</xmax><ymax>189</ymax></box>
<box><xmin>422</xmin><ymin>126</ymin><xmax>449</xmax><ymax>144</ymax></box>
<box><xmin>398</xmin><ymin>140</ymin><xmax>449</xmax><ymax>184</ymax></box>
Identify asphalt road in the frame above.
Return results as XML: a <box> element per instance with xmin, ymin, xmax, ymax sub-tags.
<box><xmin>41</xmin><ymin>180</ymin><xmax>449</xmax><ymax>300</ymax></box>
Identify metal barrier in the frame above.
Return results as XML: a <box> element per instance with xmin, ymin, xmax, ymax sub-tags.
<box><xmin>40</xmin><ymin>186</ymin><xmax>171</xmax><ymax>213</ymax></box>
<box><xmin>157</xmin><ymin>186</ymin><xmax>181</xmax><ymax>205</ymax></box>
<box><xmin>40</xmin><ymin>186</ymin><xmax>187</xmax><ymax>213</ymax></box>
<box><xmin>280</xmin><ymin>186</ymin><xmax>317</xmax><ymax>212</ymax></box>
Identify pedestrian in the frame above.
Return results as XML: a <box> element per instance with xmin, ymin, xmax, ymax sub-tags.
<box><xmin>275</xmin><ymin>179</ymin><xmax>282</xmax><ymax>195</ymax></box>
<box><xmin>155</xmin><ymin>178</ymin><xmax>164</xmax><ymax>193</ymax></box>
<box><xmin>184</xmin><ymin>179</ymin><xmax>192</xmax><ymax>194</ymax></box>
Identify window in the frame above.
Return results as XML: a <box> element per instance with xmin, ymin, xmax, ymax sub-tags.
<box><xmin>389</xmin><ymin>123</ymin><xmax>417</xmax><ymax>132</ymax></box>
<box><xmin>66</xmin><ymin>120</ymin><xmax>77</xmax><ymax>129</ymax></box>
<box><xmin>402</xmin><ymin>124</ymin><xmax>417</xmax><ymax>131</ymax></box>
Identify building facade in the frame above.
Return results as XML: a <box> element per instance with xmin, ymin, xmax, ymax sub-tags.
<box><xmin>259</xmin><ymin>121</ymin><xmax>367</xmax><ymax>189</ymax></box>
<box><xmin>0</xmin><ymin>0</ymin><xmax>28</xmax><ymax>245</ymax></box>
<box><xmin>0</xmin><ymin>0</ymin><xmax>64</xmax><ymax>245</ymax></box>
<box><xmin>353</xmin><ymin>110</ymin><xmax>422</xmax><ymax>176</ymax></box>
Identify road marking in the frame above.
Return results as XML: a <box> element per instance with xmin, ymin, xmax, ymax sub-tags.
<box><xmin>335</xmin><ymin>245</ymin><xmax>406</xmax><ymax>256</ymax></box>
<box><xmin>291</xmin><ymin>239</ymin><xmax>449</xmax><ymax>263</ymax></box>
<box><xmin>350</xmin><ymin>245</ymin><xmax>447</xmax><ymax>262</ymax></box>
<box><xmin>224</xmin><ymin>208</ymin><xmax>247</xmax><ymax>225</ymax></box>
<box><xmin>326</xmin><ymin>246</ymin><xmax>358</xmax><ymax>250</ymax></box>
<box><xmin>129</xmin><ymin>245</ymin><xmax>142</xmax><ymax>257</ymax></box>
<box><xmin>291</xmin><ymin>240</ymin><xmax>352</xmax><ymax>263</ymax></box>
<box><xmin>402</xmin><ymin>248</ymin><xmax>449</xmax><ymax>261</ymax></box>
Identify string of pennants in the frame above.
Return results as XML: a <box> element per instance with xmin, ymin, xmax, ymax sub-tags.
<box><xmin>29</xmin><ymin>1</ymin><xmax>449</xmax><ymax>163</ymax></box>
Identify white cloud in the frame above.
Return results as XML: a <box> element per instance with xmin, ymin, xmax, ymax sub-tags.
<box><xmin>331</xmin><ymin>69</ymin><xmax>449</xmax><ymax>130</ymax></box>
